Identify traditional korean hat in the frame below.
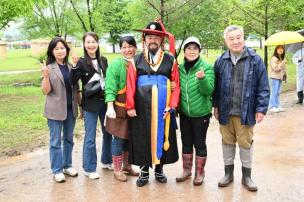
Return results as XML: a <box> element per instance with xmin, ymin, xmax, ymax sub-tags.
<box><xmin>135</xmin><ymin>21</ymin><xmax>167</xmax><ymax>36</ymax></box>
<box><xmin>135</xmin><ymin>19</ymin><xmax>176</xmax><ymax>56</ymax></box>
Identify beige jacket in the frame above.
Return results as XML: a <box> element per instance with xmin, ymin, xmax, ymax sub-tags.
<box><xmin>43</xmin><ymin>62</ymin><xmax>78</xmax><ymax>120</ymax></box>
<box><xmin>270</xmin><ymin>56</ymin><xmax>287</xmax><ymax>80</ymax></box>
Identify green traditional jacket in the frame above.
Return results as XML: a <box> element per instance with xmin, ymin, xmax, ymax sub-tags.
<box><xmin>105</xmin><ymin>58</ymin><xmax>128</xmax><ymax>103</ymax></box>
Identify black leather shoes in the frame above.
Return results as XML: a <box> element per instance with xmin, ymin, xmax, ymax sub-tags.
<box><xmin>136</xmin><ymin>166</ymin><xmax>149</xmax><ymax>187</ymax></box>
<box><xmin>155</xmin><ymin>171</ymin><xmax>167</xmax><ymax>183</ymax></box>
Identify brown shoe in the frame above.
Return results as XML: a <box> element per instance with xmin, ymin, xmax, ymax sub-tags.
<box><xmin>114</xmin><ymin>171</ymin><xmax>127</xmax><ymax>182</ymax></box>
<box><xmin>176</xmin><ymin>153</ymin><xmax>193</xmax><ymax>182</ymax></box>
<box><xmin>193</xmin><ymin>156</ymin><xmax>206</xmax><ymax>186</ymax></box>
<box><xmin>113</xmin><ymin>155</ymin><xmax>127</xmax><ymax>182</ymax></box>
<box><xmin>122</xmin><ymin>152</ymin><xmax>139</xmax><ymax>176</ymax></box>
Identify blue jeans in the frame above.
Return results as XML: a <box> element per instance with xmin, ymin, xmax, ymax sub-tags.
<box><xmin>48</xmin><ymin>108</ymin><xmax>76</xmax><ymax>174</ymax></box>
<box><xmin>83</xmin><ymin>102</ymin><xmax>112</xmax><ymax>172</ymax></box>
<box><xmin>111</xmin><ymin>136</ymin><xmax>128</xmax><ymax>156</ymax></box>
<box><xmin>269</xmin><ymin>78</ymin><xmax>282</xmax><ymax>108</ymax></box>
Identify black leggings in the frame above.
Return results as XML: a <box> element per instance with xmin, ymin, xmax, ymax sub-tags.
<box><xmin>180</xmin><ymin>112</ymin><xmax>210</xmax><ymax>157</ymax></box>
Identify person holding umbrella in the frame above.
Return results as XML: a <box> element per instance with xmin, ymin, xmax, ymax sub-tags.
<box><xmin>265</xmin><ymin>30</ymin><xmax>304</xmax><ymax>105</ymax></box>
<box><xmin>269</xmin><ymin>45</ymin><xmax>287</xmax><ymax>112</ymax></box>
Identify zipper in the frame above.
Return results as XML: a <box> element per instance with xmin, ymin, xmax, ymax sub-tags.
<box><xmin>185</xmin><ymin>67</ymin><xmax>194</xmax><ymax>115</ymax></box>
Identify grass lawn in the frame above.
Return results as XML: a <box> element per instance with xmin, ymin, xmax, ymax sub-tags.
<box><xmin>0</xmin><ymin>86</ymin><xmax>47</xmax><ymax>156</ymax></box>
<box><xmin>0</xmin><ymin>48</ymin><xmax>122</xmax><ymax>72</ymax></box>
<box><xmin>0</xmin><ymin>85</ymin><xmax>85</xmax><ymax>157</ymax></box>
<box><xmin>0</xmin><ymin>49</ymin><xmax>40</xmax><ymax>71</ymax></box>
<box><xmin>0</xmin><ymin>71</ymin><xmax>42</xmax><ymax>86</ymax></box>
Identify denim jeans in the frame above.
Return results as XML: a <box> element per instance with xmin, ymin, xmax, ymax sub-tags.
<box><xmin>269</xmin><ymin>78</ymin><xmax>282</xmax><ymax>108</ymax></box>
<box><xmin>83</xmin><ymin>102</ymin><xmax>112</xmax><ymax>172</ymax></box>
<box><xmin>48</xmin><ymin>107</ymin><xmax>76</xmax><ymax>174</ymax></box>
<box><xmin>111</xmin><ymin>136</ymin><xmax>128</xmax><ymax>156</ymax></box>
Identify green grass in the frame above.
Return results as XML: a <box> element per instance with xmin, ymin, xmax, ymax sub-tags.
<box><xmin>0</xmin><ymin>71</ymin><xmax>42</xmax><ymax>86</ymax></box>
<box><xmin>0</xmin><ymin>86</ymin><xmax>47</xmax><ymax>156</ymax></box>
<box><xmin>0</xmin><ymin>85</ymin><xmax>84</xmax><ymax>157</ymax></box>
<box><xmin>0</xmin><ymin>48</ymin><xmax>122</xmax><ymax>72</ymax></box>
<box><xmin>0</xmin><ymin>49</ymin><xmax>40</xmax><ymax>71</ymax></box>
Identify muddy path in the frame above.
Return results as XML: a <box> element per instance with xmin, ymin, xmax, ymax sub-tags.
<box><xmin>0</xmin><ymin>91</ymin><xmax>303</xmax><ymax>202</ymax></box>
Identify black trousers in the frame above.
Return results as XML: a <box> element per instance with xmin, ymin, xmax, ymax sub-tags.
<box><xmin>179</xmin><ymin>112</ymin><xmax>211</xmax><ymax>157</ymax></box>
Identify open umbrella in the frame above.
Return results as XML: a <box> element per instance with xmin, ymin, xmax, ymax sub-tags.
<box><xmin>286</xmin><ymin>29</ymin><xmax>304</xmax><ymax>53</ymax></box>
<box><xmin>265</xmin><ymin>31</ymin><xmax>304</xmax><ymax>46</ymax></box>
<box><xmin>286</xmin><ymin>42</ymin><xmax>303</xmax><ymax>53</ymax></box>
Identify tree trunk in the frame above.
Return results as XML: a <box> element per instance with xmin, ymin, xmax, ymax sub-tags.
<box><xmin>112</xmin><ymin>44</ymin><xmax>115</xmax><ymax>53</ymax></box>
<box><xmin>264</xmin><ymin>4</ymin><xmax>268</xmax><ymax>70</ymax></box>
<box><xmin>176</xmin><ymin>33</ymin><xmax>187</xmax><ymax>58</ymax></box>
<box><xmin>160</xmin><ymin>0</ymin><xmax>165</xmax><ymax>21</ymax></box>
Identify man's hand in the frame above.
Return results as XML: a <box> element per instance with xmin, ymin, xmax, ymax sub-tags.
<box><xmin>255</xmin><ymin>112</ymin><xmax>265</xmax><ymax>123</ymax></box>
<box><xmin>213</xmin><ymin>107</ymin><xmax>219</xmax><ymax>120</ymax></box>
<box><xmin>127</xmin><ymin>109</ymin><xmax>137</xmax><ymax>117</ymax></box>
<box><xmin>195</xmin><ymin>69</ymin><xmax>205</xmax><ymax>79</ymax></box>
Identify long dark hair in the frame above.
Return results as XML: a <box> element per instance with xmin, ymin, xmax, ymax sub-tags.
<box><xmin>83</xmin><ymin>32</ymin><xmax>105</xmax><ymax>74</ymax></box>
<box><xmin>273</xmin><ymin>45</ymin><xmax>285</xmax><ymax>60</ymax></box>
<box><xmin>46</xmin><ymin>37</ymin><xmax>70</xmax><ymax>65</ymax></box>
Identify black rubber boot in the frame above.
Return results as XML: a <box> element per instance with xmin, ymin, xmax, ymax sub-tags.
<box><xmin>242</xmin><ymin>167</ymin><xmax>258</xmax><ymax>192</ymax></box>
<box><xmin>218</xmin><ymin>165</ymin><xmax>234</xmax><ymax>187</ymax></box>
<box><xmin>136</xmin><ymin>166</ymin><xmax>149</xmax><ymax>187</ymax></box>
<box><xmin>154</xmin><ymin>164</ymin><xmax>167</xmax><ymax>183</ymax></box>
<box><xmin>296</xmin><ymin>91</ymin><xmax>303</xmax><ymax>104</ymax></box>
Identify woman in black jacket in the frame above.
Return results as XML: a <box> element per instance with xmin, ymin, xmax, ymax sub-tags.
<box><xmin>71</xmin><ymin>32</ymin><xmax>112</xmax><ymax>179</ymax></box>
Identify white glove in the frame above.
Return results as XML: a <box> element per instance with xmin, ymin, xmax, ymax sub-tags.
<box><xmin>106</xmin><ymin>106</ymin><xmax>116</xmax><ymax>119</ymax></box>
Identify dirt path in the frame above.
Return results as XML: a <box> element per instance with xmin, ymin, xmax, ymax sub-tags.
<box><xmin>0</xmin><ymin>70</ymin><xmax>39</xmax><ymax>75</ymax></box>
<box><xmin>0</xmin><ymin>91</ymin><xmax>303</xmax><ymax>202</ymax></box>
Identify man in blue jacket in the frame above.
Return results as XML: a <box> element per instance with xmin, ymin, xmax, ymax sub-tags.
<box><xmin>213</xmin><ymin>25</ymin><xmax>270</xmax><ymax>192</ymax></box>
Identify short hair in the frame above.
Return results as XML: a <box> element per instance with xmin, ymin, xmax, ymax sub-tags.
<box><xmin>223</xmin><ymin>25</ymin><xmax>244</xmax><ymax>39</ymax></box>
<box><xmin>119</xmin><ymin>36</ymin><xmax>137</xmax><ymax>48</ymax></box>
<box><xmin>46</xmin><ymin>37</ymin><xmax>70</xmax><ymax>65</ymax></box>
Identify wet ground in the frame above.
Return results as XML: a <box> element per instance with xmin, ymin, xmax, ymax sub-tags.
<box><xmin>0</xmin><ymin>91</ymin><xmax>304</xmax><ymax>202</ymax></box>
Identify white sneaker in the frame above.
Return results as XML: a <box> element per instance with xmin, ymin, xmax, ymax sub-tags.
<box><xmin>101</xmin><ymin>163</ymin><xmax>113</xmax><ymax>170</ymax></box>
<box><xmin>63</xmin><ymin>167</ymin><xmax>78</xmax><ymax>177</ymax></box>
<box><xmin>54</xmin><ymin>173</ymin><xmax>65</xmax><ymax>183</ymax></box>
<box><xmin>278</xmin><ymin>107</ymin><xmax>285</xmax><ymax>112</ymax></box>
<box><xmin>269</xmin><ymin>107</ymin><xmax>280</xmax><ymax>113</ymax></box>
<box><xmin>84</xmin><ymin>171</ymin><xmax>100</xmax><ymax>179</ymax></box>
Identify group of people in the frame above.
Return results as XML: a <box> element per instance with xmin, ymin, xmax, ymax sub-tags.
<box><xmin>42</xmin><ymin>20</ymin><xmax>271</xmax><ymax>192</ymax></box>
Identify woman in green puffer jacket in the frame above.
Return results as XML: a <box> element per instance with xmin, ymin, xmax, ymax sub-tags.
<box><xmin>176</xmin><ymin>37</ymin><xmax>215</xmax><ymax>186</ymax></box>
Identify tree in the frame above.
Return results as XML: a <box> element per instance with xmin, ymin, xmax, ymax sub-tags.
<box><xmin>0</xmin><ymin>0</ymin><xmax>33</xmax><ymax>30</ymax></box>
<box><xmin>101</xmin><ymin>0</ymin><xmax>133</xmax><ymax>53</ymax></box>
<box><xmin>128</xmin><ymin>0</ymin><xmax>232</xmax><ymax>57</ymax></box>
<box><xmin>128</xmin><ymin>0</ymin><xmax>206</xmax><ymax>56</ymax></box>
<box><xmin>235</xmin><ymin>0</ymin><xmax>304</xmax><ymax>68</ymax></box>
<box><xmin>69</xmin><ymin>0</ymin><xmax>104</xmax><ymax>32</ymax></box>
<box><xmin>22</xmin><ymin>0</ymin><xmax>73</xmax><ymax>38</ymax></box>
